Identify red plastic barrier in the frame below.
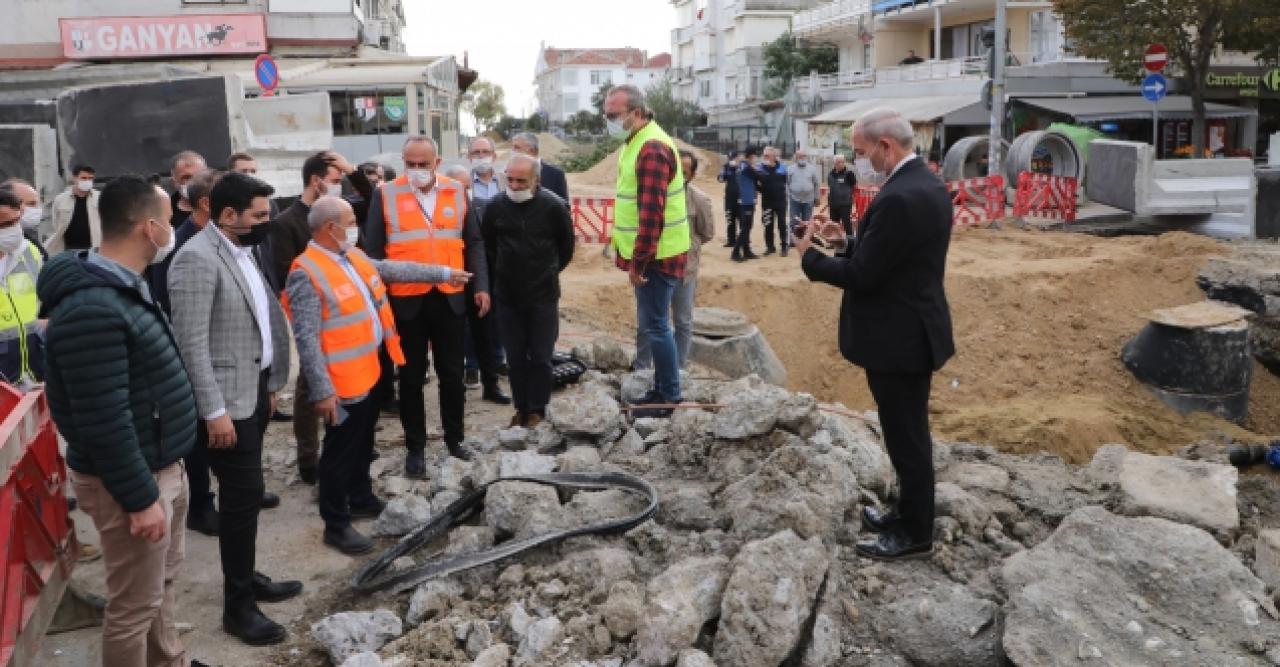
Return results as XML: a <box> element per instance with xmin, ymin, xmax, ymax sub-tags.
<box><xmin>853</xmin><ymin>184</ymin><xmax>880</xmax><ymax>222</ymax></box>
<box><xmin>1013</xmin><ymin>171</ymin><xmax>1079</xmax><ymax>222</ymax></box>
<box><xmin>949</xmin><ymin>175</ymin><xmax>1006</xmax><ymax>227</ymax></box>
<box><xmin>1</xmin><ymin>386</ymin><xmax>74</xmax><ymax>667</ymax></box>
<box><xmin>571</xmin><ymin>197</ymin><xmax>615</xmax><ymax>244</ymax></box>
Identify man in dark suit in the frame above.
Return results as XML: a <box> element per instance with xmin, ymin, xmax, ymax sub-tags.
<box><xmin>512</xmin><ymin>132</ymin><xmax>569</xmax><ymax>203</ymax></box>
<box><xmin>794</xmin><ymin>107</ymin><xmax>954</xmax><ymax>562</ymax></box>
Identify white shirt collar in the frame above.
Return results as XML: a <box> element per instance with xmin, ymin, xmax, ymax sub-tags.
<box><xmin>889</xmin><ymin>153</ymin><xmax>917</xmax><ymax>180</ymax></box>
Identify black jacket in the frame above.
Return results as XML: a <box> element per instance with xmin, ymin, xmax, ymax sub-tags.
<box><xmin>268</xmin><ymin>199</ymin><xmax>311</xmax><ymax>291</ymax></box>
<box><xmin>481</xmin><ymin>188</ymin><xmax>575</xmax><ymax>305</ymax></box>
<box><xmin>828</xmin><ymin>167</ymin><xmax>857</xmax><ymax>207</ymax></box>
<box><xmin>717</xmin><ymin>162</ymin><xmax>740</xmax><ymax>205</ymax></box>
<box><xmin>540</xmin><ymin>162</ymin><xmax>569</xmax><ymax>203</ymax></box>
<box><xmin>801</xmin><ymin>158</ymin><xmax>954</xmax><ymax>374</ymax></box>
<box><xmin>758</xmin><ymin>162</ymin><xmax>789</xmax><ymax>206</ymax></box>
<box><xmin>39</xmin><ymin>251</ymin><xmax>198</xmax><ymax>512</ymax></box>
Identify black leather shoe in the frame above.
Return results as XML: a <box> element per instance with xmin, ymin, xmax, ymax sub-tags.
<box><xmin>744</xmin><ymin>251</ymin><xmax>760</xmax><ymax>260</ymax></box>
<box><xmin>764</xmin><ymin>247</ymin><xmax>776</xmax><ymax>256</ymax></box>
<box><xmin>260</xmin><ymin>491</ymin><xmax>280</xmax><ymax>509</ymax></box>
<box><xmin>405</xmin><ymin>450</ymin><xmax>426</xmax><ymax>478</ymax></box>
<box><xmin>186</xmin><ymin>510</ymin><xmax>219</xmax><ymax>537</ymax></box>
<box><xmin>324</xmin><ymin>525</ymin><xmax>374</xmax><ymax>555</ymax></box>
<box><xmin>722</xmin><ymin>241</ymin><xmax>736</xmax><ymax>248</ymax></box>
<box><xmin>223</xmin><ymin>605</ymin><xmax>287</xmax><ymax>646</ymax></box>
<box><xmin>446</xmin><ymin>441</ymin><xmax>473</xmax><ymax>462</ymax></box>
<box><xmin>298</xmin><ymin>466</ymin><xmax>317</xmax><ymax>486</ymax></box>
<box><xmin>252</xmin><ymin>572</ymin><xmax>303</xmax><ymax>603</ymax></box>
<box><xmin>349</xmin><ymin>497</ymin><xmax>387</xmax><ymax>520</ymax></box>
<box><xmin>861</xmin><ymin>505</ymin><xmax>899</xmax><ymax>533</ymax></box>
<box><xmin>496</xmin><ymin>363</ymin><xmax>510</xmax><ymax>377</ymax></box>
<box><xmin>731</xmin><ymin>253</ymin><xmax>745</xmax><ymax>263</ymax></box>
<box><xmin>270</xmin><ymin>409</ymin><xmax>292</xmax><ymax>422</ymax></box>
<box><xmin>482</xmin><ymin>386</ymin><xmax>512</xmax><ymax>405</ymax></box>
<box><xmin>191</xmin><ymin>660</ymin><xmax>212</xmax><ymax>667</ymax></box>
<box><xmin>854</xmin><ymin>530</ymin><xmax>934</xmax><ymax>562</ymax></box>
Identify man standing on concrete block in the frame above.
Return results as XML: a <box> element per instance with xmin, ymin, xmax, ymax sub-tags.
<box><xmin>795</xmin><ymin>107</ymin><xmax>954</xmax><ymax>562</ymax></box>
<box><xmin>605</xmin><ymin>84</ymin><xmax>691</xmax><ymax>419</ymax></box>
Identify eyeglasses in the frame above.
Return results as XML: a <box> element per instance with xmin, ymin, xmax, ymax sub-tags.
<box><xmin>604</xmin><ymin>110</ymin><xmax>631</xmax><ymax>122</ymax></box>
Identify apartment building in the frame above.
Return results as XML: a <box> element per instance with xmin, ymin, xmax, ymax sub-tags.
<box><xmin>533</xmin><ymin>47</ymin><xmax>672</xmax><ymax>123</ymax></box>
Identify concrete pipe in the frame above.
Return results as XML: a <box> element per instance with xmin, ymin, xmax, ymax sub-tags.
<box><xmin>941</xmin><ymin>135</ymin><xmax>994</xmax><ymax>181</ymax></box>
<box><xmin>1004</xmin><ymin>130</ymin><xmax>1082</xmax><ymax>186</ymax></box>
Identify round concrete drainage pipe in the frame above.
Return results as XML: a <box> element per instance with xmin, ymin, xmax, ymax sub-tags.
<box><xmin>1004</xmin><ymin>130</ymin><xmax>1082</xmax><ymax>186</ymax></box>
<box><xmin>688</xmin><ymin>307</ymin><xmax>787</xmax><ymax>387</ymax></box>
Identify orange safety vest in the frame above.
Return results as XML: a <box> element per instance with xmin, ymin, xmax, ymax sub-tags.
<box><xmin>380</xmin><ymin>174</ymin><xmax>467</xmax><ymax>297</ymax></box>
<box><xmin>286</xmin><ymin>245</ymin><xmax>406</xmax><ymax>400</ymax></box>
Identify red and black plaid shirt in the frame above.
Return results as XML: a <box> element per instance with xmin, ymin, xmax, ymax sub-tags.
<box><xmin>616</xmin><ymin>137</ymin><xmax>687</xmax><ymax>280</ymax></box>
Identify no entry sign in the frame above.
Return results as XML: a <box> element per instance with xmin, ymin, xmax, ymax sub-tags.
<box><xmin>1145</xmin><ymin>44</ymin><xmax>1168</xmax><ymax>73</ymax></box>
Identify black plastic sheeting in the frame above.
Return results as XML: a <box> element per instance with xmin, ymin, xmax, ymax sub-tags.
<box><xmin>57</xmin><ymin>77</ymin><xmax>233</xmax><ymax>179</ymax></box>
<box><xmin>1121</xmin><ymin>321</ymin><xmax>1252</xmax><ymax>396</ymax></box>
<box><xmin>0</xmin><ymin>127</ymin><xmax>37</xmax><ymax>183</ymax></box>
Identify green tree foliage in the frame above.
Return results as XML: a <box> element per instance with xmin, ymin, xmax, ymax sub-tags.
<box><xmin>643</xmin><ymin>76</ymin><xmax>707</xmax><ymax>131</ymax></box>
<box><xmin>1051</xmin><ymin>0</ymin><xmax>1279</xmax><ymax>155</ymax></box>
<box><xmin>460</xmin><ymin>80</ymin><xmax>507</xmax><ymax>132</ymax></box>
<box><xmin>591</xmin><ymin>82</ymin><xmax>613</xmax><ymax>115</ymax></box>
<box><xmin>565</xmin><ymin>109</ymin><xmax>604</xmax><ymax>135</ymax></box>
<box><xmin>763</xmin><ymin>32</ymin><xmax>839</xmax><ymax>100</ymax></box>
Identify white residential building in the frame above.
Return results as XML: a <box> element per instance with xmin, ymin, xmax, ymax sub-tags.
<box><xmin>669</xmin><ymin>0</ymin><xmax>823</xmax><ymax>126</ymax></box>
<box><xmin>533</xmin><ymin>46</ymin><xmax>672</xmax><ymax>122</ymax></box>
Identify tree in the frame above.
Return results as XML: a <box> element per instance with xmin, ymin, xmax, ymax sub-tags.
<box><xmin>763</xmin><ymin>32</ymin><xmax>839</xmax><ymax>100</ymax></box>
<box><xmin>460</xmin><ymin>80</ymin><xmax>507</xmax><ymax>132</ymax></box>
<box><xmin>643</xmin><ymin>76</ymin><xmax>706</xmax><ymax>131</ymax></box>
<box><xmin>565</xmin><ymin>109</ymin><xmax>604</xmax><ymax>135</ymax></box>
<box><xmin>1052</xmin><ymin>0</ymin><xmax>1279</xmax><ymax>155</ymax></box>
<box><xmin>591</xmin><ymin>82</ymin><xmax>613</xmax><ymax>115</ymax></box>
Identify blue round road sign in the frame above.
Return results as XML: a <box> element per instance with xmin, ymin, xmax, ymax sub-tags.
<box><xmin>1142</xmin><ymin>73</ymin><xmax>1167</xmax><ymax>103</ymax></box>
<box><xmin>254</xmin><ymin>54</ymin><xmax>279</xmax><ymax>93</ymax></box>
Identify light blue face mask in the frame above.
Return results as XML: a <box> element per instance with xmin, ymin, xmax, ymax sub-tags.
<box><xmin>607</xmin><ymin>116</ymin><xmax>629</xmax><ymax>139</ymax></box>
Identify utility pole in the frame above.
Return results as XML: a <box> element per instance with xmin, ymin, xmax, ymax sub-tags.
<box><xmin>988</xmin><ymin>0</ymin><xmax>1007</xmax><ymax>178</ymax></box>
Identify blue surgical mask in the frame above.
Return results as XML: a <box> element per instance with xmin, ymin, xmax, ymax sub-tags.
<box><xmin>607</xmin><ymin>115</ymin><xmax>629</xmax><ymax>139</ymax></box>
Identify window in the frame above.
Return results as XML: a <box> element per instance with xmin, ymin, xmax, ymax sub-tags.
<box><xmin>329</xmin><ymin>89</ymin><xmax>410</xmax><ymax>137</ymax></box>
<box><xmin>563</xmin><ymin>69</ymin><xmax>578</xmax><ymax>86</ymax></box>
<box><xmin>564</xmin><ymin>94</ymin><xmax>579</xmax><ymax>115</ymax></box>
<box><xmin>590</xmin><ymin>70</ymin><xmax>613</xmax><ymax>86</ymax></box>
<box><xmin>699</xmin><ymin>80</ymin><xmax>711</xmax><ymax>98</ymax></box>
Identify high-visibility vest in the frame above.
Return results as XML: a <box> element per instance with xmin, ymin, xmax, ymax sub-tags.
<box><xmin>380</xmin><ymin>174</ymin><xmax>467</xmax><ymax>297</ymax></box>
<box><xmin>612</xmin><ymin>121</ymin><xmax>691</xmax><ymax>261</ymax></box>
<box><xmin>0</xmin><ymin>242</ymin><xmax>42</xmax><ymax>383</ymax></box>
<box><xmin>286</xmin><ymin>244</ymin><xmax>405</xmax><ymax>400</ymax></box>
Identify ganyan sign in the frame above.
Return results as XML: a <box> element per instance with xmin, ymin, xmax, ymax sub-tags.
<box><xmin>60</xmin><ymin>14</ymin><xmax>267</xmax><ymax>60</ymax></box>
<box><xmin>1204</xmin><ymin>67</ymin><xmax>1280</xmax><ymax>99</ymax></box>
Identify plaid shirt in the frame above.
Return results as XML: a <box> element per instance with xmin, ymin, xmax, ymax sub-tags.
<box><xmin>616</xmin><ymin>137</ymin><xmax>687</xmax><ymax>279</ymax></box>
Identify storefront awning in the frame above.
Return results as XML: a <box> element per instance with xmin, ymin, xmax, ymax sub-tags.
<box><xmin>809</xmin><ymin>95</ymin><xmax>979</xmax><ymax>125</ymax></box>
<box><xmin>1017</xmin><ymin>96</ymin><xmax>1258</xmax><ymax>122</ymax></box>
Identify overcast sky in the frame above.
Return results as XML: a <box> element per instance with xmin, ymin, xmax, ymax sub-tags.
<box><xmin>403</xmin><ymin>0</ymin><xmax>675</xmax><ymax>128</ymax></box>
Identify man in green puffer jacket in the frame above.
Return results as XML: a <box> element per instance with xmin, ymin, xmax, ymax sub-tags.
<box><xmin>39</xmin><ymin>174</ymin><xmax>199</xmax><ymax>667</ymax></box>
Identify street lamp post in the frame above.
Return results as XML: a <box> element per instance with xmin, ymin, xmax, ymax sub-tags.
<box><xmin>989</xmin><ymin>0</ymin><xmax>1007</xmax><ymax>178</ymax></box>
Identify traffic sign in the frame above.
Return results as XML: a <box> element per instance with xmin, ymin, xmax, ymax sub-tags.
<box><xmin>1144</xmin><ymin>43</ymin><xmax>1168</xmax><ymax>73</ymax></box>
<box><xmin>254</xmin><ymin>53</ymin><xmax>279</xmax><ymax>96</ymax></box>
<box><xmin>1142</xmin><ymin>73</ymin><xmax>1168</xmax><ymax>102</ymax></box>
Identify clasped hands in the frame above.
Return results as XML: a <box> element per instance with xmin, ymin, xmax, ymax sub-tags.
<box><xmin>792</xmin><ymin>213</ymin><xmax>848</xmax><ymax>255</ymax></box>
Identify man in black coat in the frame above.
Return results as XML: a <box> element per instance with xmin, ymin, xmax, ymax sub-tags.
<box><xmin>480</xmin><ymin>154</ymin><xmax>574</xmax><ymax>429</ymax></box>
<box><xmin>512</xmin><ymin>132</ymin><xmax>569</xmax><ymax>202</ymax></box>
<box><xmin>794</xmin><ymin>108</ymin><xmax>954</xmax><ymax>562</ymax></box>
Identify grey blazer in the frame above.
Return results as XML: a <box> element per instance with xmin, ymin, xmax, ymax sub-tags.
<box><xmin>168</xmin><ymin>224</ymin><xmax>291</xmax><ymax>421</ymax></box>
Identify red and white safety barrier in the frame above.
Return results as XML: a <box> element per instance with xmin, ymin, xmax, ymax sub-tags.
<box><xmin>571</xmin><ymin>197</ymin><xmax>615</xmax><ymax>244</ymax></box>
<box><xmin>853</xmin><ymin>184</ymin><xmax>880</xmax><ymax>222</ymax></box>
<box><xmin>1013</xmin><ymin>172</ymin><xmax>1078</xmax><ymax>222</ymax></box>
<box><xmin>949</xmin><ymin>175</ymin><xmax>1005</xmax><ymax>227</ymax></box>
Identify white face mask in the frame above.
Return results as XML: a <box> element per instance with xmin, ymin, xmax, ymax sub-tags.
<box><xmin>325</xmin><ymin>181</ymin><xmax>343</xmax><ymax>197</ymax></box>
<box><xmin>471</xmin><ymin>157</ymin><xmax>494</xmax><ymax>173</ymax></box>
<box><xmin>20</xmin><ymin>207</ymin><xmax>41</xmax><ymax>231</ymax></box>
<box><xmin>408</xmin><ymin>168</ymin><xmax>434</xmax><ymax>189</ymax></box>
<box><xmin>607</xmin><ymin>116</ymin><xmax>629</xmax><ymax>139</ymax></box>
<box><xmin>149</xmin><ymin>220</ymin><xmax>175</xmax><ymax>265</ymax></box>
<box><xmin>855</xmin><ymin>144</ymin><xmax>886</xmax><ymax>185</ymax></box>
<box><xmin>178</xmin><ymin>184</ymin><xmax>189</xmax><ymax>200</ymax></box>
<box><xmin>344</xmin><ymin>225</ymin><xmax>360</xmax><ymax>248</ymax></box>
<box><xmin>507</xmin><ymin>188</ymin><xmax>534</xmax><ymax>204</ymax></box>
<box><xmin>76</xmin><ymin>179</ymin><xmax>94</xmax><ymax>193</ymax></box>
<box><xmin>0</xmin><ymin>225</ymin><xmax>23</xmax><ymax>254</ymax></box>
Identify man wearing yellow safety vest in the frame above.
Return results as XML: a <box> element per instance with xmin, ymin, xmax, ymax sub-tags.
<box><xmin>0</xmin><ymin>187</ymin><xmax>45</xmax><ymax>389</ymax></box>
<box><xmin>605</xmin><ymin>84</ymin><xmax>691</xmax><ymax>419</ymax></box>
<box><xmin>286</xmin><ymin>196</ymin><xmax>469</xmax><ymax>554</ymax></box>
<box><xmin>363</xmin><ymin>136</ymin><xmax>491</xmax><ymax>478</ymax></box>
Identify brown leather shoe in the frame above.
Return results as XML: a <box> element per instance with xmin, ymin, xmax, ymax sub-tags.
<box><xmin>523</xmin><ymin>413</ymin><xmax>544</xmax><ymax>429</ymax></box>
<box><xmin>509</xmin><ymin>412</ymin><xmax>525</xmax><ymax>428</ymax></box>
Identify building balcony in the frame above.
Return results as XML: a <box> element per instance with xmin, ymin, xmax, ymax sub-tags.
<box><xmin>793</xmin><ymin>69</ymin><xmax>875</xmax><ymax>95</ymax></box>
<box><xmin>674</xmin><ymin>24</ymin><xmax>697</xmax><ymax>44</ymax></box>
<box><xmin>794</xmin><ymin>0</ymin><xmax>872</xmax><ymax>39</ymax></box>
<box><xmin>876</xmin><ymin>54</ymin><xmax>986</xmax><ymax>83</ymax></box>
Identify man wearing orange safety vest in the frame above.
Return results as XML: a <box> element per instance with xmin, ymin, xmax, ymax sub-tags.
<box><xmin>285</xmin><ymin>196</ymin><xmax>470</xmax><ymax>554</ymax></box>
<box><xmin>362</xmin><ymin>136</ymin><xmax>491</xmax><ymax>478</ymax></box>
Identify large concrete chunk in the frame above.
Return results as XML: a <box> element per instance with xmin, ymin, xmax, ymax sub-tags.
<box><xmin>874</xmin><ymin>585</ymin><xmax>1000</xmax><ymax>666</ymax></box>
<box><xmin>549</xmin><ymin>383</ymin><xmax>623</xmax><ymax>437</ymax></box>
<box><xmin>714</xmin><ymin>530</ymin><xmax>829</xmax><ymax>667</ymax></box>
<box><xmin>1115</xmin><ymin>451</ymin><xmax>1239</xmax><ymax>535</ymax></box>
<box><xmin>1001</xmin><ymin>506</ymin><xmax>1275</xmax><ymax>666</ymax></box>
<box><xmin>484</xmin><ymin>481</ymin><xmax>562</xmax><ymax>539</ymax></box>
<box><xmin>818</xmin><ymin>411</ymin><xmax>896</xmax><ymax>498</ymax></box>
<box><xmin>311</xmin><ymin>610</ymin><xmax>403</xmax><ymax>665</ymax></box>
<box><xmin>720</xmin><ymin>445</ymin><xmax>859</xmax><ymax>543</ymax></box>
<box><xmin>636</xmin><ymin>556</ymin><xmax>732</xmax><ymax>666</ymax></box>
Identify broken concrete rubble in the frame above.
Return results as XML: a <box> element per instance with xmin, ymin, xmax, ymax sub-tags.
<box><xmin>635</xmin><ymin>556</ymin><xmax>732</xmax><ymax>666</ymax></box>
<box><xmin>311</xmin><ymin>610</ymin><xmax>403</xmax><ymax>665</ymax></box>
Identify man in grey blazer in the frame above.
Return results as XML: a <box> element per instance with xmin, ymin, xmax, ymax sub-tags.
<box><xmin>168</xmin><ymin>172</ymin><xmax>302</xmax><ymax>646</ymax></box>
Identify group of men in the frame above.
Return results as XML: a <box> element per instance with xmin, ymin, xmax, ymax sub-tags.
<box><xmin>718</xmin><ymin>145</ymin><xmax>859</xmax><ymax>261</ymax></box>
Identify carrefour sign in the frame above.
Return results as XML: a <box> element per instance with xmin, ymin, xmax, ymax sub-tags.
<box><xmin>60</xmin><ymin>14</ymin><xmax>267</xmax><ymax>60</ymax></box>
<box><xmin>1205</xmin><ymin>67</ymin><xmax>1280</xmax><ymax>98</ymax></box>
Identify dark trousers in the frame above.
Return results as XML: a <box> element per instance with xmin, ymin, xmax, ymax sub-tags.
<box><xmin>866</xmin><ymin>369</ymin><xmax>935</xmax><ymax>542</ymax></box>
<box><xmin>464</xmin><ymin>296</ymin><xmax>503</xmax><ymax>385</ymax></box>
<box><xmin>185</xmin><ymin>432</ymin><xmax>215</xmax><ymax>516</ymax></box>
<box><xmin>761</xmin><ymin>200</ymin><xmax>789</xmax><ymax>251</ymax></box>
<box><xmin>375</xmin><ymin>345</ymin><xmax>396</xmax><ymax>407</ymax></box>
<box><xmin>724</xmin><ymin>201</ymin><xmax>740</xmax><ymax>245</ymax></box>
<box><xmin>397</xmin><ymin>291</ymin><xmax>466</xmax><ymax>448</ymax></box>
<box><xmin>205</xmin><ymin>369</ymin><xmax>269</xmax><ymax>614</ymax></box>
<box><xmin>293</xmin><ymin>373</ymin><xmax>320</xmax><ymax>471</ymax></box>
<box><xmin>497</xmin><ymin>299</ymin><xmax>559</xmax><ymax>416</ymax></box>
<box><xmin>734</xmin><ymin>205</ymin><xmax>756</xmax><ymax>255</ymax></box>
<box><xmin>318</xmin><ymin>395</ymin><xmax>379</xmax><ymax>530</ymax></box>
<box><xmin>831</xmin><ymin>203</ymin><xmax>854</xmax><ymax>237</ymax></box>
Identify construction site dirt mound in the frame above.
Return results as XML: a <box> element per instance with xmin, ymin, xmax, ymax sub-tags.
<box><xmin>574</xmin><ymin>138</ymin><xmax>722</xmax><ymax>192</ymax></box>
<box><xmin>561</xmin><ymin>174</ymin><xmax>1280</xmax><ymax>462</ymax></box>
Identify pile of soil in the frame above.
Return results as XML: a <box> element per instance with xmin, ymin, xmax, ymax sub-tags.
<box><xmin>573</xmin><ymin>138</ymin><xmax>722</xmax><ymax>192</ymax></box>
<box><xmin>536</xmin><ymin>132</ymin><xmax>571</xmax><ymax>162</ymax></box>
<box><xmin>560</xmin><ymin>175</ymin><xmax>1280</xmax><ymax>462</ymax></box>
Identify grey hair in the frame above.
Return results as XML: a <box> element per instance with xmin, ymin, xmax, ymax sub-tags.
<box><xmin>512</xmin><ymin>132</ymin><xmax>540</xmax><ymax>155</ymax></box>
<box><xmin>607</xmin><ymin>84</ymin><xmax>647</xmax><ymax>114</ymax></box>
<box><xmin>444</xmin><ymin>164</ymin><xmax>470</xmax><ymax>180</ymax></box>
<box><xmin>855</xmin><ymin>108</ymin><xmax>914</xmax><ymax>148</ymax></box>
<box><xmin>468</xmin><ymin>136</ymin><xmax>496</xmax><ymax>153</ymax></box>
<box><xmin>187</xmin><ymin>169</ymin><xmax>222</xmax><ymax>208</ymax></box>
<box><xmin>402</xmin><ymin>135</ymin><xmax>439</xmax><ymax>152</ymax></box>
<box><xmin>170</xmin><ymin>150</ymin><xmax>206</xmax><ymax>172</ymax></box>
<box><xmin>505</xmin><ymin>153</ymin><xmax>540</xmax><ymax>181</ymax></box>
<box><xmin>307</xmin><ymin>195</ymin><xmax>351</xmax><ymax>233</ymax></box>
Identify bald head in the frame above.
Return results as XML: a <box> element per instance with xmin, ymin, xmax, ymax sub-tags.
<box><xmin>308</xmin><ymin>196</ymin><xmax>353</xmax><ymax>234</ymax></box>
<box><xmin>3</xmin><ymin>179</ymin><xmax>39</xmax><ymax>210</ymax></box>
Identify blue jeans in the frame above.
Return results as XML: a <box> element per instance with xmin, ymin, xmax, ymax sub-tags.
<box><xmin>635</xmin><ymin>276</ymin><xmax>697</xmax><ymax>370</ymax></box>
<box><xmin>634</xmin><ymin>268</ymin><xmax>682</xmax><ymax>402</ymax></box>
<box><xmin>791</xmin><ymin>199</ymin><xmax>814</xmax><ymax>227</ymax></box>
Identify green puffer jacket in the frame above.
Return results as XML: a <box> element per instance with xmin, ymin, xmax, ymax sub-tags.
<box><xmin>38</xmin><ymin>251</ymin><xmax>197</xmax><ymax>512</ymax></box>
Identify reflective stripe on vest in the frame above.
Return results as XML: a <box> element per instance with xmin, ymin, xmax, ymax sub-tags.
<box><xmin>381</xmin><ymin>175</ymin><xmax>467</xmax><ymax>297</ymax></box>
<box><xmin>611</xmin><ymin>121</ymin><xmax>691</xmax><ymax>261</ymax></box>
<box><xmin>289</xmin><ymin>246</ymin><xmax>406</xmax><ymax>399</ymax></box>
<box><xmin>0</xmin><ymin>243</ymin><xmax>42</xmax><ymax>381</ymax></box>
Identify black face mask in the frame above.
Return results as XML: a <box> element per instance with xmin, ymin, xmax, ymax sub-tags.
<box><xmin>221</xmin><ymin>220</ymin><xmax>270</xmax><ymax>246</ymax></box>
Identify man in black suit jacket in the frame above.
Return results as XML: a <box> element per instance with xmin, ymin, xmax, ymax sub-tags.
<box><xmin>795</xmin><ymin>108</ymin><xmax>954</xmax><ymax>562</ymax></box>
<box><xmin>512</xmin><ymin>132</ymin><xmax>569</xmax><ymax>203</ymax></box>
